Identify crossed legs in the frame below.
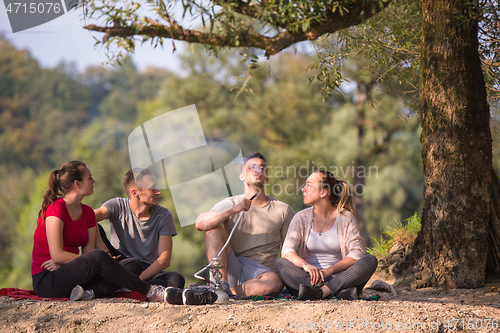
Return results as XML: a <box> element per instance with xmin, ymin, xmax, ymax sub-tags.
<box><xmin>204</xmin><ymin>224</ymin><xmax>283</xmax><ymax>297</ymax></box>
<box><xmin>275</xmin><ymin>255</ymin><xmax>378</xmax><ymax>298</ymax></box>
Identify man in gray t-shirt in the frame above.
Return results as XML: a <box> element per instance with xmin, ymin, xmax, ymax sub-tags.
<box><xmin>95</xmin><ymin>168</ymin><xmax>185</xmax><ymax>289</ymax></box>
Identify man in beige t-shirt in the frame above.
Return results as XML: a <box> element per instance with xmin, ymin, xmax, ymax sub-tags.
<box><xmin>196</xmin><ymin>152</ymin><xmax>295</xmax><ymax>296</ymax></box>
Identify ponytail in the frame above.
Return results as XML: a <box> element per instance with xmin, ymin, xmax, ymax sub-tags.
<box><xmin>317</xmin><ymin>170</ymin><xmax>356</xmax><ymax>217</ymax></box>
<box><xmin>336</xmin><ymin>181</ymin><xmax>356</xmax><ymax>217</ymax></box>
<box><xmin>38</xmin><ymin>169</ymin><xmax>61</xmax><ymax>221</ymax></box>
<box><xmin>37</xmin><ymin>161</ymin><xmax>87</xmax><ymax>222</ymax></box>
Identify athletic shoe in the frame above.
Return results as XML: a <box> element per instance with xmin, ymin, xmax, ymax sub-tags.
<box><xmin>70</xmin><ymin>285</ymin><xmax>94</xmax><ymax>301</ymax></box>
<box><xmin>147</xmin><ymin>285</ymin><xmax>167</xmax><ymax>302</ymax></box>
<box><xmin>190</xmin><ymin>281</ymin><xmax>232</xmax><ymax>297</ymax></box>
<box><xmin>182</xmin><ymin>288</ymin><xmax>218</xmax><ymax>305</ymax></box>
<box><xmin>298</xmin><ymin>284</ymin><xmax>323</xmax><ymax>300</ymax></box>
<box><xmin>165</xmin><ymin>287</ymin><xmax>184</xmax><ymax>305</ymax></box>
<box><xmin>221</xmin><ymin>281</ymin><xmax>233</xmax><ymax>296</ymax></box>
<box><xmin>336</xmin><ymin>287</ymin><xmax>356</xmax><ymax>300</ymax></box>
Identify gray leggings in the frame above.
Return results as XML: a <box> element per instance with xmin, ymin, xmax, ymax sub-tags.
<box><xmin>274</xmin><ymin>255</ymin><xmax>378</xmax><ymax>297</ymax></box>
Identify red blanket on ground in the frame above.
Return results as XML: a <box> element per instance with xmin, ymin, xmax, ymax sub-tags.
<box><xmin>1</xmin><ymin>288</ymin><xmax>380</xmax><ymax>302</ymax></box>
<box><xmin>0</xmin><ymin>288</ymin><xmax>147</xmax><ymax>301</ymax></box>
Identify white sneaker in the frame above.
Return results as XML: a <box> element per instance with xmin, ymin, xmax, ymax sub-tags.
<box><xmin>147</xmin><ymin>285</ymin><xmax>167</xmax><ymax>302</ymax></box>
<box><xmin>70</xmin><ymin>285</ymin><xmax>94</xmax><ymax>301</ymax></box>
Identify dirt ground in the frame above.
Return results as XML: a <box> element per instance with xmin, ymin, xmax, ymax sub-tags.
<box><xmin>2</xmin><ymin>272</ymin><xmax>500</xmax><ymax>333</ymax></box>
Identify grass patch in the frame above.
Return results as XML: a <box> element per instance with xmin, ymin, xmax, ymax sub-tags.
<box><xmin>367</xmin><ymin>212</ymin><xmax>421</xmax><ymax>258</ymax></box>
<box><xmin>367</xmin><ymin>234</ymin><xmax>391</xmax><ymax>257</ymax></box>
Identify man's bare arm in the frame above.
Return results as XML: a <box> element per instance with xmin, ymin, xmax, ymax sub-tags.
<box><xmin>94</xmin><ymin>206</ymin><xmax>109</xmax><ymax>222</ymax></box>
<box><xmin>94</xmin><ymin>225</ymin><xmax>110</xmax><ymax>252</ymax></box>
<box><xmin>93</xmin><ymin>206</ymin><xmax>112</xmax><ymax>252</ymax></box>
<box><xmin>139</xmin><ymin>235</ymin><xmax>172</xmax><ymax>281</ymax></box>
<box><xmin>195</xmin><ymin>199</ymin><xmax>251</xmax><ymax>231</ymax></box>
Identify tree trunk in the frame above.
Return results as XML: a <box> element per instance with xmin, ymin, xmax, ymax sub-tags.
<box><xmin>401</xmin><ymin>0</ymin><xmax>496</xmax><ymax>289</ymax></box>
<box><xmin>487</xmin><ymin>169</ymin><xmax>500</xmax><ymax>277</ymax></box>
<box><xmin>353</xmin><ymin>79</ymin><xmax>370</xmax><ymax>247</ymax></box>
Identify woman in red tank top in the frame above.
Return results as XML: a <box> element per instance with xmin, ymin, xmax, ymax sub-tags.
<box><xmin>31</xmin><ymin>161</ymin><xmax>161</xmax><ymax>301</ymax></box>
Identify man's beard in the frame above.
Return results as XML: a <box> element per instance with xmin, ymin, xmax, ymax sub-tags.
<box><xmin>140</xmin><ymin>197</ymin><xmax>158</xmax><ymax>207</ymax></box>
<box><xmin>249</xmin><ymin>179</ymin><xmax>264</xmax><ymax>188</ymax></box>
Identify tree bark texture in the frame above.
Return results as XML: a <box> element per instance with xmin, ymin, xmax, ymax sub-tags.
<box><xmin>410</xmin><ymin>0</ymin><xmax>495</xmax><ymax>288</ymax></box>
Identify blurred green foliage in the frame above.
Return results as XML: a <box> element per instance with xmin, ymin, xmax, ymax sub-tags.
<box><xmin>4</xmin><ymin>35</ymin><xmax>493</xmax><ymax>289</ymax></box>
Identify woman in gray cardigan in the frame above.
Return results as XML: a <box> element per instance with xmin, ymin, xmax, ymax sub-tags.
<box><xmin>275</xmin><ymin>170</ymin><xmax>378</xmax><ymax>300</ymax></box>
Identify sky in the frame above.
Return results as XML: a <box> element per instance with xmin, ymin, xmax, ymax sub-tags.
<box><xmin>0</xmin><ymin>0</ymin><xmax>331</xmax><ymax>87</ymax></box>
<box><xmin>0</xmin><ymin>1</ymin><xmax>184</xmax><ymax>72</ymax></box>
<box><xmin>0</xmin><ymin>1</ymin><xmax>319</xmax><ymax>76</ymax></box>
<box><xmin>0</xmin><ymin>0</ymin><xmax>331</xmax><ymax>82</ymax></box>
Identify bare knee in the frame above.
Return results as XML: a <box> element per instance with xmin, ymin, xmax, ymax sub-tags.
<box><xmin>257</xmin><ymin>272</ymin><xmax>284</xmax><ymax>296</ymax></box>
<box><xmin>205</xmin><ymin>224</ymin><xmax>226</xmax><ymax>241</ymax></box>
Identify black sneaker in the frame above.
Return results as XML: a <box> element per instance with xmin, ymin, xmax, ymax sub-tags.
<box><xmin>298</xmin><ymin>284</ymin><xmax>323</xmax><ymax>300</ymax></box>
<box><xmin>182</xmin><ymin>288</ymin><xmax>218</xmax><ymax>305</ymax></box>
<box><xmin>336</xmin><ymin>287</ymin><xmax>356</xmax><ymax>300</ymax></box>
<box><xmin>165</xmin><ymin>287</ymin><xmax>184</xmax><ymax>305</ymax></box>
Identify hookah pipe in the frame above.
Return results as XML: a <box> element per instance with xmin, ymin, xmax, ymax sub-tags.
<box><xmin>194</xmin><ymin>192</ymin><xmax>258</xmax><ymax>302</ymax></box>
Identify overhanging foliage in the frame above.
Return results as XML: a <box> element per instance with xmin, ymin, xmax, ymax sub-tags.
<box><xmin>81</xmin><ymin>0</ymin><xmax>391</xmax><ymax>57</ymax></box>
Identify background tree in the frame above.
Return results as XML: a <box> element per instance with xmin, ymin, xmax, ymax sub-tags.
<box><xmin>396</xmin><ymin>0</ymin><xmax>497</xmax><ymax>288</ymax></box>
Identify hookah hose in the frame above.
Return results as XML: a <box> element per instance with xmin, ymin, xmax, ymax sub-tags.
<box><xmin>194</xmin><ymin>192</ymin><xmax>258</xmax><ymax>283</ymax></box>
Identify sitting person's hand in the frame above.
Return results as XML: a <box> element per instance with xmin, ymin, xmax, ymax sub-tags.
<box><xmin>303</xmin><ymin>262</ymin><xmax>325</xmax><ymax>285</ymax></box>
<box><xmin>41</xmin><ymin>259</ymin><xmax>61</xmax><ymax>272</ymax></box>
<box><xmin>105</xmin><ymin>250</ymin><xmax>122</xmax><ymax>261</ymax></box>
<box><xmin>234</xmin><ymin>197</ymin><xmax>252</xmax><ymax>213</ymax></box>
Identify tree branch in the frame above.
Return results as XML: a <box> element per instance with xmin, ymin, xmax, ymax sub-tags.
<box><xmin>84</xmin><ymin>0</ymin><xmax>392</xmax><ymax>57</ymax></box>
